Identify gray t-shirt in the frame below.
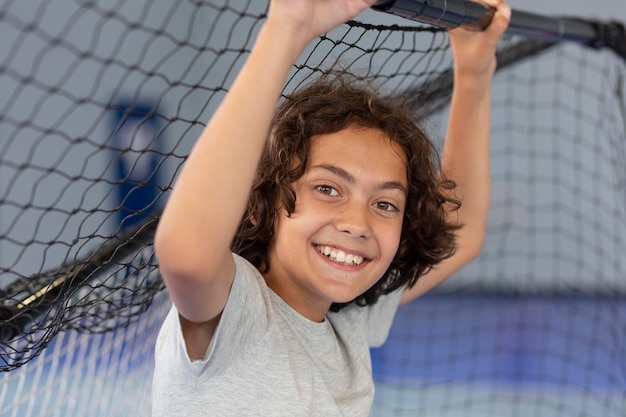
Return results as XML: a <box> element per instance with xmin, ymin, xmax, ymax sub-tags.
<box><xmin>152</xmin><ymin>253</ymin><xmax>402</xmax><ymax>416</ymax></box>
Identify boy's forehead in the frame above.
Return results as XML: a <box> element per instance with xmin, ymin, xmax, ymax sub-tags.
<box><xmin>307</xmin><ymin>127</ymin><xmax>408</xmax><ymax>185</ymax></box>
<box><xmin>309</xmin><ymin>126</ymin><xmax>407</xmax><ymax>158</ymax></box>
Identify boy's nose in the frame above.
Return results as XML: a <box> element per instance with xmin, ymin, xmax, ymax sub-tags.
<box><xmin>335</xmin><ymin>201</ymin><xmax>371</xmax><ymax>239</ymax></box>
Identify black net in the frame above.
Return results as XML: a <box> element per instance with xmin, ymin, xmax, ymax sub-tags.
<box><xmin>0</xmin><ymin>0</ymin><xmax>624</xmax><ymax>415</ymax></box>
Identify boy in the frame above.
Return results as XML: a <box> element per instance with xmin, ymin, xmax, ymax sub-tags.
<box><xmin>153</xmin><ymin>0</ymin><xmax>511</xmax><ymax>415</ymax></box>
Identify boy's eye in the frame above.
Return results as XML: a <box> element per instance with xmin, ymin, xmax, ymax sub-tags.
<box><xmin>375</xmin><ymin>201</ymin><xmax>398</xmax><ymax>212</ymax></box>
<box><xmin>315</xmin><ymin>185</ymin><xmax>339</xmax><ymax>196</ymax></box>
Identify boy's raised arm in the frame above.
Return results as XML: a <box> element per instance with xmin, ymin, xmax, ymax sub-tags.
<box><xmin>401</xmin><ymin>0</ymin><xmax>511</xmax><ymax>304</ymax></box>
<box><xmin>154</xmin><ymin>1</ymin><xmax>377</xmax><ymax>327</ymax></box>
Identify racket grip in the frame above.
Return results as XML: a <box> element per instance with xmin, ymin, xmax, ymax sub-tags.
<box><xmin>372</xmin><ymin>0</ymin><xmax>601</xmax><ymax>45</ymax></box>
<box><xmin>372</xmin><ymin>0</ymin><xmax>495</xmax><ymax>31</ymax></box>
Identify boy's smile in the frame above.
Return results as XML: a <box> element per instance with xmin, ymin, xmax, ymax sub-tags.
<box><xmin>264</xmin><ymin>124</ymin><xmax>408</xmax><ymax>322</ymax></box>
<box><xmin>315</xmin><ymin>244</ymin><xmax>365</xmax><ymax>266</ymax></box>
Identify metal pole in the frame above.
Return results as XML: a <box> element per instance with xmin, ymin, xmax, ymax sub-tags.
<box><xmin>372</xmin><ymin>0</ymin><xmax>626</xmax><ymax>59</ymax></box>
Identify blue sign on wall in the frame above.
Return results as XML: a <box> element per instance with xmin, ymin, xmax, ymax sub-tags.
<box><xmin>110</xmin><ymin>101</ymin><xmax>163</xmax><ymax>230</ymax></box>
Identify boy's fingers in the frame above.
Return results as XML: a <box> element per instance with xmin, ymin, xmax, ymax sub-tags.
<box><xmin>481</xmin><ymin>0</ymin><xmax>501</xmax><ymax>7</ymax></box>
<box><xmin>498</xmin><ymin>3</ymin><xmax>512</xmax><ymax>22</ymax></box>
<box><xmin>486</xmin><ymin>3</ymin><xmax>511</xmax><ymax>35</ymax></box>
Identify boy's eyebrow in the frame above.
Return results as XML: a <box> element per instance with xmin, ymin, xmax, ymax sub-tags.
<box><xmin>311</xmin><ymin>164</ymin><xmax>408</xmax><ymax>194</ymax></box>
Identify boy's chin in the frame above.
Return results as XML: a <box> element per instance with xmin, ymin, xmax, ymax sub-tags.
<box><xmin>329</xmin><ymin>289</ymin><xmax>366</xmax><ymax>305</ymax></box>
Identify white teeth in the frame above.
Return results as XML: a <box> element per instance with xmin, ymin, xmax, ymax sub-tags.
<box><xmin>317</xmin><ymin>245</ymin><xmax>364</xmax><ymax>266</ymax></box>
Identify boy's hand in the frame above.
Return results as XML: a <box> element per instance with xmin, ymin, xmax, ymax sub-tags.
<box><xmin>448</xmin><ymin>0</ymin><xmax>511</xmax><ymax>79</ymax></box>
<box><xmin>266</xmin><ymin>0</ymin><xmax>378</xmax><ymax>46</ymax></box>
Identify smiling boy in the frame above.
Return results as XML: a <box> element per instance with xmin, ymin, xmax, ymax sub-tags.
<box><xmin>152</xmin><ymin>0</ymin><xmax>510</xmax><ymax>415</ymax></box>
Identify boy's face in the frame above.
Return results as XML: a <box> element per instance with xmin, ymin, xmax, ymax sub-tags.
<box><xmin>264</xmin><ymin>125</ymin><xmax>408</xmax><ymax>321</ymax></box>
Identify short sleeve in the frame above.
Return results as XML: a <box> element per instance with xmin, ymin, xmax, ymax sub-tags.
<box><xmin>331</xmin><ymin>288</ymin><xmax>404</xmax><ymax>348</ymax></box>
<box><xmin>364</xmin><ymin>288</ymin><xmax>404</xmax><ymax>347</ymax></box>
<box><xmin>157</xmin><ymin>254</ymin><xmax>272</xmax><ymax>378</ymax></box>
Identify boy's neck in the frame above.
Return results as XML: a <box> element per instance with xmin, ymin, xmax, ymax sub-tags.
<box><xmin>262</xmin><ymin>271</ymin><xmax>331</xmax><ymax>323</ymax></box>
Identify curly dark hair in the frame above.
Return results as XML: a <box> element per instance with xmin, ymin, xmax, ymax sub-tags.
<box><xmin>232</xmin><ymin>72</ymin><xmax>461</xmax><ymax>312</ymax></box>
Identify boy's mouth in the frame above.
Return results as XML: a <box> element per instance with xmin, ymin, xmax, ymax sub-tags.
<box><xmin>316</xmin><ymin>245</ymin><xmax>365</xmax><ymax>266</ymax></box>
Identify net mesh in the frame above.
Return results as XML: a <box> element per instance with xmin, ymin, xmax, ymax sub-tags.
<box><xmin>0</xmin><ymin>0</ymin><xmax>625</xmax><ymax>416</ymax></box>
